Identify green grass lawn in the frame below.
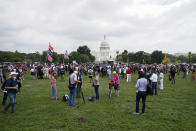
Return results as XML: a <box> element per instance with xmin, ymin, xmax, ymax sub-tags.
<box><xmin>0</xmin><ymin>72</ymin><xmax>195</xmax><ymax>131</ymax></box>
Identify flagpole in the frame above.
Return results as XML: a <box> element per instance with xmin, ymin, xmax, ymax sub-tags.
<box><xmin>63</xmin><ymin>56</ymin><xmax>64</xmax><ymax>65</ymax></box>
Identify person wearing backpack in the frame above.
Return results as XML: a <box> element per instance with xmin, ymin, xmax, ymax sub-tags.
<box><xmin>4</xmin><ymin>72</ymin><xmax>18</xmax><ymax>113</ymax></box>
<box><xmin>134</xmin><ymin>72</ymin><xmax>148</xmax><ymax>115</ymax></box>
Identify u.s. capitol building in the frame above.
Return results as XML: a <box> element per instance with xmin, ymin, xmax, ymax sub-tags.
<box><xmin>92</xmin><ymin>36</ymin><xmax>117</xmax><ymax>63</ymax></box>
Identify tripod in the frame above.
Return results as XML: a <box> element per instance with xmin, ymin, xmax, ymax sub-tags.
<box><xmin>76</xmin><ymin>86</ymin><xmax>85</xmax><ymax>107</ymax></box>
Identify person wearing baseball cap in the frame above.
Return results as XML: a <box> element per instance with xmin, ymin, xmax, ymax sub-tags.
<box><xmin>4</xmin><ymin>72</ymin><xmax>18</xmax><ymax>113</ymax></box>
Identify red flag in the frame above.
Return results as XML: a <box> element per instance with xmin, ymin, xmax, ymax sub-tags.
<box><xmin>47</xmin><ymin>53</ymin><xmax>53</xmax><ymax>62</ymax></box>
<box><xmin>49</xmin><ymin>43</ymin><xmax>54</xmax><ymax>51</ymax></box>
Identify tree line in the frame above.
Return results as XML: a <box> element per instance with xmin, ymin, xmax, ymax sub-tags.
<box><xmin>117</xmin><ymin>50</ymin><xmax>196</xmax><ymax>64</ymax></box>
<box><xmin>0</xmin><ymin>45</ymin><xmax>95</xmax><ymax>64</ymax></box>
<box><xmin>0</xmin><ymin>47</ymin><xmax>196</xmax><ymax>64</ymax></box>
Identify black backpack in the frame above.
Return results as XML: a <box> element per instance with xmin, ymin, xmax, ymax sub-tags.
<box><xmin>62</xmin><ymin>94</ymin><xmax>69</xmax><ymax>102</ymax></box>
<box><xmin>146</xmin><ymin>80</ymin><xmax>152</xmax><ymax>96</ymax></box>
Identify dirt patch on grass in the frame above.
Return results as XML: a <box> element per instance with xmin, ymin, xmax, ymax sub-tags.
<box><xmin>78</xmin><ymin>118</ymin><xmax>87</xmax><ymax>123</ymax></box>
<box><xmin>24</xmin><ymin>84</ymin><xmax>31</xmax><ymax>88</ymax></box>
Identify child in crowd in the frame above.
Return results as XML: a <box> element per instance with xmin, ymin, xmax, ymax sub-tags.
<box><xmin>109</xmin><ymin>80</ymin><xmax>114</xmax><ymax>98</ymax></box>
<box><xmin>51</xmin><ymin>73</ymin><xmax>58</xmax><ymax>100</ymax></box>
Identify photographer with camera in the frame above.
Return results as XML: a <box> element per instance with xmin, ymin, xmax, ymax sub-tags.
<box><xmin>68</xmin><ymin>69</ymin><xmax>81</xmax><ymax>107</ymax></box>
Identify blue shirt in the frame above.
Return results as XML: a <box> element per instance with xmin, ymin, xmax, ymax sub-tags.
<box><xmin>135</xmin><ymin>78</ymin><xmax>148</xmax><ymax>92</ymax></box>
<box><xmin>5</xmin><ymin>78</ymin><xmax>18</xmax><ymax>94</ymax></box>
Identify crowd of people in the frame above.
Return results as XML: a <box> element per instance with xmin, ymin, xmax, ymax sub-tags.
<box><xmin>0</xmin><ymin>62</ymin><xmax>195</xmax><ymax>114</ymax></box>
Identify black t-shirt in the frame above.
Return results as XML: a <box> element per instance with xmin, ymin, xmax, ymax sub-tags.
<box><xmin>5</xmin><ymin>78</ymin><xmax>18</xmax><ymax>94</ymax></box>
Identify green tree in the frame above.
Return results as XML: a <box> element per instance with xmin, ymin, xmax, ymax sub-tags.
<box><xmin>77</xmin><ymin>45</ymin><xmax>95</xmax><ymax>62</ymax></box>
<box><xmin>151</xmin><ymin>50</ymin><xmax>164</xmax><ymax>64</ymax></box>
<box><xmin>69</xmin><ymin>51</ymin><xmax>81</xmax><ymax>63</ymax></box>
<box><xmin>77</xmin><ymin>45</ymin><xmax>91</xmax><ymax>55</ymax></box>
<box><xmin>128</xmin><ymin>52</ymin><xmax>134</xmax><ymax>63</ymax></box>
<box><xmin>133</xmin><ymin>51</ymin><xmax>147</xmax><ymax>63</ymax></box>
<box><xmin>41</xmin><ymin>51</ymin><xmax>48</xmax><ymax>63</ymax></box>
<box><xmin>122</xmin><ymin>50</ymin><xmax>128</xmax><ymax>63</ymax></box>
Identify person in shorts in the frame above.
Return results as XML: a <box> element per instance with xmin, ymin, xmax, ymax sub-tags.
<box><xmin>113</xmin><ymin>71</ymin><xmax>120</xmax><ymax>96</ymax></box>
<box><xmin>88</xmin><ymin>68</ymin><xmax>93</xmax><ymax>83</ymax></box>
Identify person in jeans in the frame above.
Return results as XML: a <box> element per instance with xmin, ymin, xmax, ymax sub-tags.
<box><xmin>134</xmin><ymin>72</ymin><xmax>148</xmax><ymax>115</ymax></box>
<box><xmin>69</xmin><ymin>70</ymin><xmax>81</xmax><ymax>107</ymax></box>
<box><xmin>150</xmin><ymin>71</ymin><xmax>158</xmax><ymax>95</ymax></box>
<box><xmin>4</xmin><ymin>72</ymin><xmax>18</xmax><ymax>113</ymax></box>
<box><xmin>51</xmin><ymin>73</ymin><xmax>58</xmax><ymax>100</ymax></box>
<box><xmin>93</xmin><ymin>71</ymin><xmax>100</xmax><ymax>100</ymax></box>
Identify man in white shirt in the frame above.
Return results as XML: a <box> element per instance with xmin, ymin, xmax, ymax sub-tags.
<box><xmin>159</xmin><ymin>71</ymin><xmax>164</xmax><ymax>90</ymax></box>
<box><xmin>150</xmin><ymin>71</ymin><xmax>158</xmax><ymax>95</ymax></box>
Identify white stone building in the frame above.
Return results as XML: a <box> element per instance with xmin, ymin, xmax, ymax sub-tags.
<box><xmin>92</xmin><ymin>36</ymin><xmax>117</xmax><ymax>62</ymax></box>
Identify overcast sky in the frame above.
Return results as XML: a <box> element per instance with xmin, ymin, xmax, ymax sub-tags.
<box><xmin>0</xmin><ymin>0</ymin><xmax>195</xmax><ymax>54</ymax></box>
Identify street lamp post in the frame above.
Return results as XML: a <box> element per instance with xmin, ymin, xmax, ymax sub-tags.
<box><xmin>188</xmin><ymin>52</ymin><xmax>191</xmax><ymax>64</ymax></box>
<box><xmin>116</xmin><ymin>51</ymin><xmax>119</xmax><ymax>64</ymax></box>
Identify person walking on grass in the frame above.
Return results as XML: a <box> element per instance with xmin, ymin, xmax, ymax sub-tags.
<box><xmin>51</xmin><ymin>73</ymin><xmax>58</xmax><ymax>100</ymax></box>
<box><xmin>113</xmin><ymin>71</ymin><xmax>120</xmax><ymax>96</ymax></box>
<box><xmin>134</xmin><ymin>72</ymin><xmax>148</xmax><ymax>115</ymax></box>
<box><xmin>126</xmin><ymin>67</ymin><xmax>131</xmax><ymax>83</ymax></box>
<box><xmin>88</xmin><ymin>68</ymin><xmax>93</xmax><ymax>83</ymax></box>
<box><xmin>4</xmin><ymin>72</ymin><xmax>18</xmax><ymax>113</ymax></box>
<box><xmin>170</xmin><ymin>66</ymin><xmax>176</xmax><ymax>84</ymax></box>
<box><xmin>107</xmin><ymin>67</ymin><xmax>111</xmax><ymax>80</ymax></box>
<box><xmin>150</xmin><ymin>71</ymin><xmax>158</xmax><ymax>95</ymax></box>
<box><xmin>159</xmin><ymin>71</ymin><xmax>164</xmax><ymax>90</ymax></box>
<box><xmin>93</xmin><ymin>71</ymin><xmax>100</xmax><ymax>100</ymax></box>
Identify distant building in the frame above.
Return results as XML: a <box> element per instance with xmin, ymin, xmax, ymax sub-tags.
<box><xmin>92</xmin><ymin>35</ymin><xmax>117</xmax><ymax>63</ymax></box>
<box><xmin>174</xmin><ymin>53</ymin><xmax>188</xmax><ymax>56</ymax></box>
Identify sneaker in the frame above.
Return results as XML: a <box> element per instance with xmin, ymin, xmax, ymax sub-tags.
<box><xmin>133</xmin><ymin>112</ymin><xmax>140</xmax><ymax>115</ymax></box>
<box><xmin>141</xmin><ymin>113</ymin><xmax>145</xmax><ymax>115</ymax></box>
<box><xmin>4</xmin><ymin>109</ymin><xmax>8</xmax><ymax>114</ymax></box>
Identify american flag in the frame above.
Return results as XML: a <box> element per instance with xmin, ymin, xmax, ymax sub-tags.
<box><xmin>48</xmin><ymin>43</ymin><xmax>54</xmax><ymax>62</ymax></box>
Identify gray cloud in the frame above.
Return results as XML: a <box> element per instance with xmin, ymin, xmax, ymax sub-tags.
<box><xmin>0</xmin><ymin>0</ymin><xmax>195</xmax><ymax>54</ymax></box>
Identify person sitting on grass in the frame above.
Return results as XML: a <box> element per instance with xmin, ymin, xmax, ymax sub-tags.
<box><xmin>51</xmin><ymin>73</ymin><xmax>58</xmax><ymax>100</ymax></box>
<box><xmin>134</xmin><ymin>72</ymin><xmax>148</xmax><ymax>115</ymax></box>
<box><xmin>4</xmin><ymin>72</ymin><xmax>18</xmax><ymax>113</ymax></box>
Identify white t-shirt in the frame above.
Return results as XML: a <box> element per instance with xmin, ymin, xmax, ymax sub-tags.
<box><xmin>150</xmin><ymin>73</ymin><xmax>158</xmax><ymax>82</ymax></box>
<box><xmin>159</xmin><ymin>73</ymin><xmax>164</xmax><ymax>79</ymax></box>
<box><xmin>70</xmin><ymin>73</ymin><xmax>77</xmax><ymax>84</ymax></box>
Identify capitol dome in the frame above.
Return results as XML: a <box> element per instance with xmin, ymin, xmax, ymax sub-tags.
<box><xmin>100</xmin><ymin>35</ymin><xmax>110</xmax><ymax>51</ymax></box>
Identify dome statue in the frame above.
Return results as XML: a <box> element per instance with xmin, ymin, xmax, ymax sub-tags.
<box><xmin>91</xmin><ymin>35</ymin><xmax>117</xmax><ymax>62</ymax></box>
<box><xmin>100</xmin><ymin>35</ymin><xmax>110</xmax><ymax>52</ymax></box>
